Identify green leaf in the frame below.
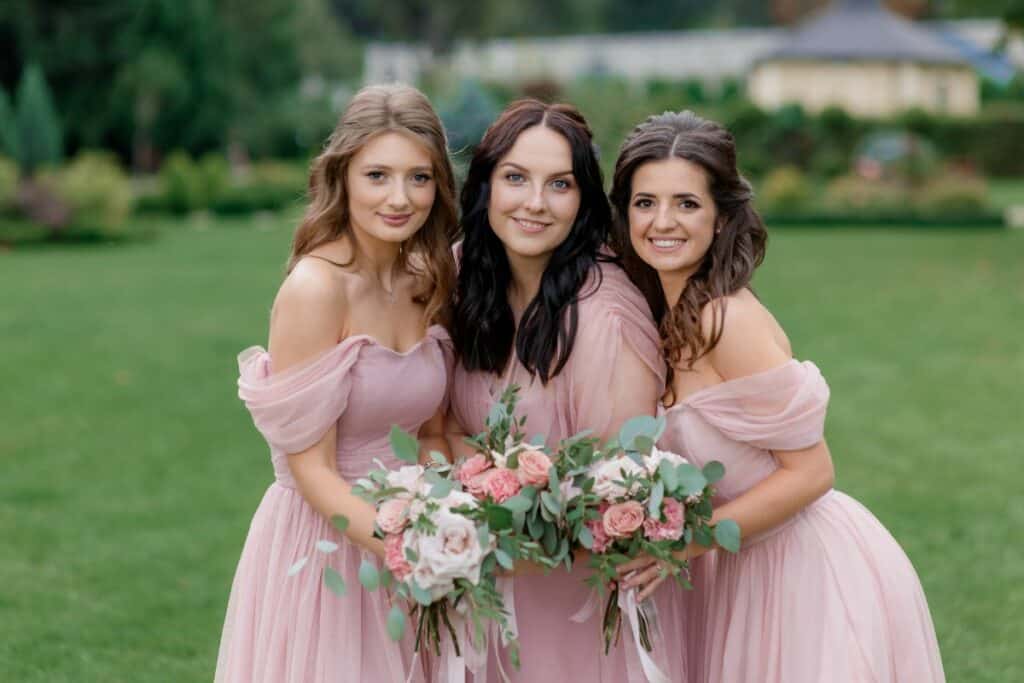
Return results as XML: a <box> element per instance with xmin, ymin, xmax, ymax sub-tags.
<box><xmin>331</xmin><ymin>515</ymin><xmax>350</xmax><ymax>534</ymax></box>
<box><xmin>387</xmin><ymin>604</ymin><xmax>406</xmax><ymax>641</ymax></box>
<box><xmin>529</xmin><ymin>433</ymin><xmax>546</xmax><ymax>446</ymax></box>
<box><xmin>404</xmin><ymin>546</ymin><xmax>419</xmax><ymax>563</ymax></box>
<box><xmin>429</xmin><ymin>450</ymin><xmax>450</xmax><ymax>466</ymax></box>
<box><xmin>358</xmin><ymin>559</ymin><xmax>380</xmax><ymax>590</ymax></box>
<box><xmin>477</xmin><ymin>522</ymin><xmax>491</xmax><ymax>549</ymax></box>
<box><xmin>676</xmin><ymin>463</ymin><xmax>708</xmax><ymax>496</ymax></box>
<box><xmin>487</xmin><ymin>401</ymin><xmax>507</xmax><ymax>425</ymax></box>
<box><xmin>658</xmin><ymin>459</ymin><xmax>679</xmax><ymax>493</ymax></box>
<box><xmin>379</xmin><ymin>567</ymin><xmax>394</xmax><ymax>589</ymax></box>
<box><xmin>702</xmin><ymin>461</ymin><xmax>726</xmax><ymax>485</ymax></box>
<box><xmin>634</xmin><ymin>435</ymin><xmax>655</xmax><ymax>455</ymax></box>
<box><xmin>389</xmin><ymin>425</ymin><xmax>420</xmax><ymax>464</ymax></box>
<box><xmin>324</xmin><ymin>566</ymin><xmax>347</xmax><ymax>596</ymax></box>
<box><xmin>494</xmin><ymin>548</ymin><xmax>514</xmax><ymax>570</ymax></box>
<box><xmin>578</xmin><ymin>526</ymin><xmax>594</xmax><ymax>549</ymax></box>
<box><xmin>648</xmin><ymin>480</ymin><xmax>665</xmax><ymax>519</ymax></box>
<box><xmin>527</xmin><ymin>511</ymin><xmax>545</xmax><ymax>540</ymax></box>
<box><xmin>501</xmin><ymin>494</ymin><xmax>534</xmax><ymax>514</ymax></box>
<box><xmin>548</xmin><ymin>465</ymin><xmax>560</xmax><ymax>496</ymax></box>
<box><xmin>618</xmin><ymin>415</ymin><xmax>661</xmax><ymax>451</ymax></box>
<box><xmin>430</xmin><ymin>478</ymin><xmax>454</xmax><ymax>499</ymax></box>
<box><xmin>410</xmin><ymin>581</ymin><xmax>432</xmax><ymax>606</ymax></box>
<box><xmin>714</xmin><ymin>519</ymin><xmax>741</xmax><ymax>553</ymax></box>
<box><xmin>486</xmin><ymin>504</ymin><xmax>514</xmax><ymax>530</ymax></box>
<box><xmin>287</xmin><ymin>557</ymin><xmax>309</xmax><ymax>576</ymax></box>
<box><xmin>541</xmin><ymin>490</ymin><xmax>561</xmax><ymax>516</ymax></box>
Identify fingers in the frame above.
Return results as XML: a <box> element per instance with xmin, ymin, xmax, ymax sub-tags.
<box><xmin>637</xmin><ymin>573</ymin><xmax>666</xmax><ymax>601</ymax></box>
<box><xmin>622</xmin><ymin>562</ymin><xmax>662</xmax><ymax>591</ymax></box>
<box><xmin>616</xmin><ymin>554</ymin><xmax>658</xmax><ymax>575</ymax></box>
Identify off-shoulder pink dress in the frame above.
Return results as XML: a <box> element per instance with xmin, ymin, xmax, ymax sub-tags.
<box><xmin>214</xmin><ymin>326</ymin><xmax>452</xmax><ymax>683</ymax></box>
<box><xmin>662</xmin><ymin>360</ymin><xmax>945</xmax><ymax>683</ymax></box>
<box><xmin>451</xmin><ymin>262</ymin><xmax>688</xmax><ymax>683</ymax></box>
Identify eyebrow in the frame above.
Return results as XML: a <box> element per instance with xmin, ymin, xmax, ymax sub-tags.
<box><xmin>498</xmin><ymin>161</ymin><xmax>574</xmax><ymax>178</ymax></box>
<box><xmin>358</xmin><ymin>164</ymin><xmax>433</xmax><ymax>172</ymax></box>
<box><xmin>632</xmin><ymin>191</ymin><xmax>701</xmax><ymax>200</ymax></box>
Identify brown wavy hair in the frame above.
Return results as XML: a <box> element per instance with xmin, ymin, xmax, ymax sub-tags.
<box><xmin>287</xmin><ymin>84</ymin><xmax>457</xmax><ymax>325</ymax></box>
<box><xmin>610</xmin><ymin>110</ymin><xmax>768</xmax><ymax>405</ymax></box>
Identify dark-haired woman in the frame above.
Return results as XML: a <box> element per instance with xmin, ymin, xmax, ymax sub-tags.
<box><xmin>611</xmin><ymin>111</ymin><xmax>945</xmax><ymax>682</ymax></box>
<box><xmin>448</xmin><ymin>100</ymin><xmax>687</xmax><ymax>682</ymax></box>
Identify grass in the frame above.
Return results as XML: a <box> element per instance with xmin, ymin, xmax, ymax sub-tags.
<box><xmin>1</xmin><ymin>215</ymin><xmax>1022</xmax><ymax>681</ymax></box>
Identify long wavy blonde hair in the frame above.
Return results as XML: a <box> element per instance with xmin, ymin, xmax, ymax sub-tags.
<box><xmin>288</xmin><ymin>84</ymin><xmax>458</xmax><ymax>326</ymax></box>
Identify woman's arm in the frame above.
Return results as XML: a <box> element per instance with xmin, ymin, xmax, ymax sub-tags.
<box><xmin>418</xmin><ymin>406</ymin><xmax>452</xmax><ymax>464</ymax></box>
<box><xmin>622</xmin><ymin>295</ymin><xmax>834</xmax><ymax>598</ymax></box>
<box><xmin>269</xmin><ymin>262</ymin><xmax>385</xmax><ymax>558</ymax></box>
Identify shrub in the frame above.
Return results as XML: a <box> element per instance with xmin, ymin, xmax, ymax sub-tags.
<box><xmin>0</xmin><ymin>156</ymin><xmax>17</xmax><ymax>212</ymax></box>
<box><xmin>160</xmin><ymin>151</ymin><xmax>206</xmax><ymax>213</ymax></box>
<box><xmin>916</xmin><ymin>174</ymin><xmax>989</xmax><ymax>215</ymax></box>
<box><xmin>439</xmin><ymin>79</ymin><xmax>501</xmax><ymax>154</ymax></box>
<box><xmin>211</xmin><ymin>160</ymin><xmax>306</xmax><ymax>214</ymax></box>
<box><xmin>757</xmin><ymin>166</ymin><xmax>813</xmax><ymax>213</ymax></box>
<box><xmin>50</xmin><ymin>151</ymin><xmax>134</xmax><ymax>237</ymax></box>
<box><xmin>823</xmin><ymin>174</ymin><xmax>909</xmax><ymax>214</ymax></box>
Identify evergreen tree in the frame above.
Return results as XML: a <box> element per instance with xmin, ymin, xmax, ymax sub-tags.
<box><xmin>0</xmin><ymin>85</ymin><xmax>17</xmax><ymax>160</ymax></box>
<box><xmin>15</xmin><ymin>64</ymin><xmax>63</xmax><ymax>175</ymax></box>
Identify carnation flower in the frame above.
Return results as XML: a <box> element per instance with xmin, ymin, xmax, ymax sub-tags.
<box><xmin>484</xmin><ymin>468</ymin><xmax>521</xmax><ymax>502</ymax></box>
<box><xmin>457</xmin><ymin>453</ymin><xmax>491</xmax><ymax>485</ymax></box>
<box><xmin>384</xmin><ymin>532</ymin><xmax>412</xmax><ymax>580</ymax></box>
<box><xmin>376</xmin><ymin>498</ymin><xmax>410</xmax><ymax>534</ymax></box>
<box><xmin>643</xmin><ymin>497</ymin><xmax>685</xmax><ymax>541</ymax></box>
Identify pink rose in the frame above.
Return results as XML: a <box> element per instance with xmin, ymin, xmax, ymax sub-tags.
<box><xmin>376</xmin><ymin>498</ymin><xmax>410</xmax><ymax>535</ymax></box>
<box><xmin>384</xmin><ymin>533</ymin><xmax>411</xmax><ymax>580</ymax></box>
<box><xmin>603</xmin><ymin>501</ymin><xmax>646</xmax><ymax>539</ymax></box>
<box><xmin>458</xmin><ymin>453</ymin><xmax>491</xmax><ymax>483</ymax></box>
<box><xmin>516</xmin><ymin>449</ymin><xmax>553</xmax><ymax>487</ymax></box>
<box><xmin>587</xmin><ymin>502</ymin><xmax>612</xmax><ymax>553</ymax></box>
<box><xmin>643</xmin><ymin>497</ymin><xmax>685</xmax><ymax>542</ymax></box>
<box><xmin>484</xmin><ymin>468</ymin><xmax>521</xmax><ymax>503</ymax></box>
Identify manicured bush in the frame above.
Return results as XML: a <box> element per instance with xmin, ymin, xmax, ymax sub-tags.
<box><xmin>757</xmin><ymin>166</ymin><xmax>813</xmax><ymax>213</ymax></box>
<box><xmin>159</xmin><ymin>151</ymin><xmax>206</xmax><ymax>214</ymax></box>
<box><xmin>14</xmin><ymin>64</ymin><xmax>63</xmax><ymax>175</ymax></box>
<box><xmin>210</xmin><ymin>160</ymin><xmax>306</xmax><ymax>214</ymax></box>
<box><xmin>916</xmin><ymin>174</ymin><xmax>989</xmax><ymax>215</ymax></box>
<box><xmin>50</xmin><ymin>151</ymin><xmax>134</xmax><ymax>237</ymax></box>
<box><xmin>823</xmin><ymin>174</ymin><xmax>911</xmax><ymax>214</ymax></box>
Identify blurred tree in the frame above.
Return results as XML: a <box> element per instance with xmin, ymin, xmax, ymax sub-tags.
<box><xmin>14</xmin><ymin>63</ymin><xmax>63</xmax><ymax>175</ymax></box>
<box><xmin>0</xmin><ymin>86</ymin><xmax>17</xmax><ymax>160</ymax></box>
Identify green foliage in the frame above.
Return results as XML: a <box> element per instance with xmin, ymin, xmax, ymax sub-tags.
<box><xmin>757</xmin><ymin>166</ymin><xmax>812</xmax><ymax>214</ymax></box>
<box><xmin>916</xmin><ymin>175</ymin><xmax>990</xmax><ymax>216</ymax></box>
<box><xmin>211</xmin><ymin>161</ymin><xmax>306</xmax><ymax>214</ymax></box>
<box><xmin>159</xmin><ymin>151</ymin><xmax>207</xmax><ymax>214</ymax></box>
<box><xmin>14</xmin><ymin>64</ymin><xmax>63</xmax><ymax>175</ymax></box>
<box><xmin>439</xmin><ymin>79</ymin><xmax>501</xmax><ymax>154</ymax></box>
<box><xmin>0</xmin><ymin>155</ymin><xmax>17</xmax><ymax>211</ymax></box>
<box><xmin>49</xmin><ymin>151</ymin><xmax>134</xmax><ymax>238</ymax></box>
<box><xmin>0</xmin><ymin>86</ymin><xmax>17</xmax><ymax>161</ymax></box>
<box><xmin>823</xmin><ymin>174</ymin><xmax>915</xmax><ymax>215</ymax></box>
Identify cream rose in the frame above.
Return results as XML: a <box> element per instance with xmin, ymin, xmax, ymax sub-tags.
<box><xmin>415</xmin><ymin>508</ymin><xmax>488</xmax><ymax>586</ymax></box>
<box><xmin>644</xmin><ymin>446</ymin><xmax>689</xmax><ymax>476</ymax></box>
<box><xmin>516</xmin><ymin>449</ymin><xmax>553</xmax><ymax>487</ymax></box>
<box><xmin>603</xmin><ymin>501</ymin><xmax>646</xmax><ymax>538</ymax></box>
<box><xmin>592</xmin><ymin>456</ymin><xmax>645</xmax><ymax>501</ymax></box>
<box><xmin>385</xmin><ymin>465</ymin><xmax>426</xmax><ymax>499</ymax></box>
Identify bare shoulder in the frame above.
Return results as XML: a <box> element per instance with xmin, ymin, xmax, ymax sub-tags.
<box><xmin>268</xmin><ymin>257</ymin><xmax>349</xmax><ymax>371</ymax></box>
<box><xmin>703</xmin><ymin>289</ymin><xmax>793</xmax><ymax>381</ymax></box>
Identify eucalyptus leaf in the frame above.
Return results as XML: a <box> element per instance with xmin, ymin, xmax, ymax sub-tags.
<box><xmin>501</xmin><ymin>494</ymin><xmax>534</xmax><ymax>514</ymax></box>
<box><xmin>387</xmin><ymin>604</ymin><xmax>407</xmax><ymax>641</ymax></box>
<box><xmin>430</xmin><ymin>450</ymin><xmax>450</xmax><ymax>466</ymax></box>
<box><xmin>494</xmin><ymin>548</ymin><xmax>514</xmax><ymax>570</ymax></box>
<box><xmin>358</xmin><ymin>559</ymin><xmax>380</xmax><ymax>590</ymax></box>
<box><xmin>486</xmin><ymin>504</ymin><xmax>514</xmax><ymax>530</ymax></box>
<box><xmin>702</xmin><ymin>460</ymin><xmax>726</xmax><ymax>485</ymax></box>
<box><xmin>477</xmin><ymin>522</ymin><xmax>491</xmax><ymax>549</ymax></box>
<box><xmin>430</xmin><ymin>479</ymin><xmax>454</xmax><ymax>499</ymax></box>
<box><xmin>530</xmin><ymin>433</ymin><xmax>546</xmax><ymax>446</ymax></box>
<box><xmin>324</xmin><ymin>566</ymin><xmax>347</xmax><ymax>596</ymax></box>
<box><xmin>541</xmin><ymin>490</ymin><xmax>561</xmax><ymax>516</ymax></box>
<box><xmin>618</xmin><ymin>415</ymin><xmax>661</xmax><ymax>452</ymax></box>
<box><xmin>527</xmin><ymin>511</ymin><xmax>545</xmax><ymax>540</ymax></box>
<box><xmin>714</xmin><ymin>519</ymin><xmax>741</xmax><ymax>553</ymax></box>
<box><xmin>487</xmin><ymin>401</ymin><xmax>507</xmax><ymax>425</ymax></box>
<box><xmin>676</xmin><ymin>463</ymin><xmax>708</xmax><ymax>496</ymax></box>
<box><xmin>648</xmin><ymin>480</ymin><xmax>665</xmax><ymax>519</ymax></box>
<box><xmin>411</xmin><ymin>581</ymin><xmax>432</xmax><ymax>606</ymax></box>
<box><xmin>547</xmin><ymin>465</ymin><xmax>560</xmax><ymax>496</ymax></box>
<box><xmin>286</xmin><ymin>557</ymin><xmax>309</xmax><ymax>576</ymax></box>
<box><xmin>315</xmin><ymin>540</ymin><xmax>339</xmax><ymax>554</ymax></box>
<box><xmin>658</xmin><ymin>459</ymin><xmax>679</xmax><ymax>493</ymax></box>
<box><xmin>389</xmin><ymin>425</ymin><xmax>420</xmax><ymax>464</ymax></box>
<box><xmin>578</xmin><ymin>526</ymin><xmax>594</xmax><ymax>549</ymax></box>
<box><xmin>634</xmin><ymin>435</ymin><xmax>655</xmax><ymax>455</ymax></box>
<box><xmin>331</xmin><ymin>515</ymin><xmax>350</xmax><ymax>534</ymax></box>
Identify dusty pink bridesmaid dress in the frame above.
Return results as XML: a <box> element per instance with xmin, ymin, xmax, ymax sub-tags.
<box><xmin>662</xmin><ymin>359</ymin><xmax>945</xmax><ymax>683</ymax></box>
<box><xmin>214</xmin><ymin>326</ymin><xmax>452</xmax><ymax>683</ymax></box>
<box><xmin>451</xmin><ymin>262</ymin><xmax>688</xmax><ymax>683</ymax></box>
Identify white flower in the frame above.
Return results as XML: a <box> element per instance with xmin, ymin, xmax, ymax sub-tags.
<box><xmin>385</xmin><ymin>465</ymin><xmax>426</xmax><ymax>499</ymax></box>
<box><xmin>592</xmin><ymin>455</ymin><xmax>646</xmax><ymax>501</ymax></box>
<box><xmin>438</xmin><ymin>488</ymin><xmax>478</xmax><ymax>511</ymax></box>
<box><xmin>410</xmin><ymin>562</ymin><xmax>455</xmax><ymax>601</ymax></box>
<box><xmin>415</xmin><ymin>508</ymin><xmax>488</xmax><ymax>587</ymax></box>
<box><xmin>644</xmin><ymin>446</ymin><xmax>689</xmax><ymax>476</ymax></box>
<box><xmin>559</xmin><ymin>479</ymin><xmax>583</xmax><ymax>502</ymax></box>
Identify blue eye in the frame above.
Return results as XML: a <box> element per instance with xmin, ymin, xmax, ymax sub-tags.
<box><xmin>551</xmin><ymin>178</ymin><xmax>572</xmax><ymax>191</ymax></box>
<box><xmin>505</xmin><ymin>173</ymin><xmax>525</xmax><ymax>183</ymax></box>
<box><xmin>367</xmin><ymin>171</ymin><xmax>385</xmax><ymax>181</ymax></box>
<box><xmin>412</xmin><ymin>173</ymin><xmax>432</xmax><ymax>184</ymax></box>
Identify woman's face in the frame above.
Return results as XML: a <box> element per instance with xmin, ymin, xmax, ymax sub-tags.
<box><xmin>488</xmin><ymin>124</ymin><xmax>581</xmax><ymax>265</ymax></box>
<box><xmin>346</xmin><ymin>131</ymin><xmax>436</xmax><ymax>245</ymax></box>
<box><xmin>628</xmin><ymin>157</ymin><xmax>718</xmax><ymax>281</ymax></box>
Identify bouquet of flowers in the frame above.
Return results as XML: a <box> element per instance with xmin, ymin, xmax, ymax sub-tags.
<box><xmin>575</xmin><ymin>416</ymin><xmax>740</xmax><ymax>659</ymax></box>
<box><xmin>454</xmin><ymin>385</ymin><xmax>600</xmax><ymax>571</ymax></box>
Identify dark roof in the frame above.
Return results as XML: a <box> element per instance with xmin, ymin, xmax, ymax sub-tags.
<box><xmin>760</xmin><ymin>0</ymin><xmax>969</xmax><ymax>66</ymax></box>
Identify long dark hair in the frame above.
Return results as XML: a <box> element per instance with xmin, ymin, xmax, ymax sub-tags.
<box><xmin>610</xmin><ymin>110</ymin><xmax>767</xmax><ymax>404</ymax></box>
<box><xmin>451</xmin><ymin>99</ymin><xmax>611</xmax><ymax>383</ymax></box>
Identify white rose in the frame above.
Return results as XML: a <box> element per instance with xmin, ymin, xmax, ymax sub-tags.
<box><xmin>644</xmin><ymin>446</ymin><xmax>688</xmax><ymax>476</ymax></box>
<box><xmin>559</xmin><ymin>478</ymin><xmax>583</xmax><ymax>502</ymax></box>
<box><xmin>415</xmin><ymin>508</ymin><xmax>488</xmax><ymax>586</ymax></box>
<box><xmin>385</xmin><ymin>465</ymin><xmax>426</xmax><ymax>499</ymax></box>
<box><xmin>438</xmin><ymin>489</ymin><xmax>478</xmax><ymax>511</ymax></box>
<box><xmin>592</xmin><ymin>455</ymin><xmax>646</xmax><ymax>501</ymax></box>
<box><xmin>410</xmin><ymin>562</ymin><xmax>455</xmax><ymax>601</ymax></box>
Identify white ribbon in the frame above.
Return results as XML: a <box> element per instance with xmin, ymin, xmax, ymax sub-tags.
<box><xmin>568</xmin><ymin>586</ymin><xmax>600</xmax><ymax>623</ymax></box>
<box><xmin>620</xmin><ymin>588</ymin><xmax>669</xmax><ymax>683</ymax></box>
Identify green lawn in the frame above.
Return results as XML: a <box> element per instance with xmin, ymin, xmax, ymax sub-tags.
<box><xmin>1</xmin><ymin>217</ymin><xmax>1022</xmax><ymax>681</ymax></box>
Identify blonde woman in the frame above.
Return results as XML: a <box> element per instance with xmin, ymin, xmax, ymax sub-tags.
<box><xmin>215</xmin><ymin>85</ymin><xmax>457</xmax><ymax>683</ymax></box>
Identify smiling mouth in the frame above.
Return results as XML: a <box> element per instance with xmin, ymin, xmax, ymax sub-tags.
<box><xmin>513</xmin><ymin>217</ymin><xmax>551</xmax><ymax>233</ymax></box>
<box><xmin>649</xmin><ymin>238</ymin><xmax>687</xmax><ymax>250</ymax></box>
<box><xmin>379</xmin><ymin>213</ymin><xmax>413</xmax><ymax>225</ymax></box>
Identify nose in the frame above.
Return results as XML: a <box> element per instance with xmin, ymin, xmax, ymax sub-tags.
<box><xmin>386</xmin><ymin>182</ymin><xmax>411</xmax><ymax>210</ymax></box>
<box><xmin>524</xmin><ymin>182</ymin><xmax>545</xmax><ymax>214</ymax></box>
<box><xmin>652</xmin><ymin>205</ymin><xmax>677</xmax><ymax>231</ymax></box>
